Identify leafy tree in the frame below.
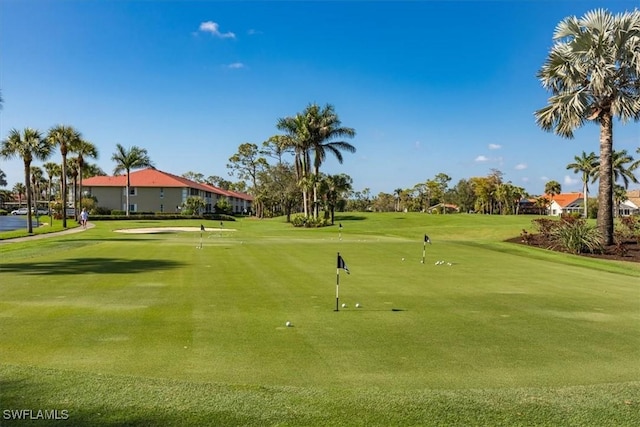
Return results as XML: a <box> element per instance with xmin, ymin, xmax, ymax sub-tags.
<box><xmin>47</xmin><ymin>125</ymin><xmax>81</xmax><ymax>227</ymax></box>
<box><xmin>1</xmin><ymin>128</ymin><xmax>53</xmax><ymax>232</ymax></box>
<box><xmin>227</xmin><ymin>143</ymin><xmax>268</xmax><ymax>217</ymax></box>
<box><xmin>206</xmin><ymin>175</ymin><xmax>233</xmax><ymax>190</ymax></box>
<box><xmin>261</xmin><ymin>135</ymin><xmax>294</xmax><ymax>165</ymax></box>
<box><xmin>566</xmin><ymin>151</ymin><xmax>598</xmax><ymax>218</ymax></box>
<box><xmin>182</xmin><ymin>171</ymin><xmax>206</xmax><ymax>183</ymax></box>
<box><xmin>609</xmin><ymin>149</ymin><xmax>638</xmax><ymax>189</ymax></box>
<box><xmin>450</xmin><ymin>179</ymin><xmax>476</xmax><ymax>213</ymax></box>
<box><xmin>111</xmin><ymin>144</ymin><xmax>154</xmax><ymax>216</ymax></box>
<box><xmin>535</xmin><ymin>9</ymin><xmax>640</xmax><ymax>245</ymax></box>
<box><xmin>0</xmin><ymin>168</ymin><xmax>6</xmax><ymax>187</ymax></box>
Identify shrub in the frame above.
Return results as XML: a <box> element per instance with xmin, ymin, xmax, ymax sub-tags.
<box><xmin>290</xmin><ymin>214</ymin><xmax>330</xmax><ymax>228</ymax></box>
<box><xmin>549</xmin><ymin>219</ymin><xmax>603</xmax><ymax>255</ymax></box>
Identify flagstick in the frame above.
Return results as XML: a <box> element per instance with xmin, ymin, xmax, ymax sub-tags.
<box><xmin>199</xmin><ymin>231</ymin><xmax>203</xmax><ymax>249</ymax></box>
<box><xmin>335</xmin><ymin>267</ymin><xmax>340</xmax><ymax>311</ymax></box>
<box><xmin>422</xmin><ymin>240</ymin><xmax>426</xmax><ymax>264</ymax></box>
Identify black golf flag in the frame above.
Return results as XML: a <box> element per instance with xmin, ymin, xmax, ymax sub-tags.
<box><xmin>337</xmin><ymin>254</ymin><xmax>350</xmax><ymax>274</ymax></box>
<box><xmin>424</xmin><ymin>234</ymin><xmax>431</xmax><ymax>244</ymax></box>
<box><xmin>200</xmin><ymin>224</ymin><xmax>205</xmax><ymax>231</ymax></box>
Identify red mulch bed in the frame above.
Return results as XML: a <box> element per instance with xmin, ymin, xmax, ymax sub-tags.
<box><xmin>506</xmin><ymin>233</ymin><xmax>640</xmax><ymax>263</ymax></box>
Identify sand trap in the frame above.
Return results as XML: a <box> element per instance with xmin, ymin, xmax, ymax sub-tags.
<box><xmin>114</xmin><ymin>227</ymin><xmax>236</xmax><ymax>234</ymax></box>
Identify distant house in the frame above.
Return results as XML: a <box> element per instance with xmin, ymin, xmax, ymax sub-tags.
<box><xmin>426</xmin><ymin>203</ymin><xmax>459</xmax><ymax>214</ymax></box>
<box><xmin>618</xmin><ymin>189</ymin><xmax>640</xmax><ymax>217</ymax></box>
<box><xmin>82</xmin><ymin>168</ymin><xmax>253</xmax><ymax>214</ymax></box>
<box><xmin>546</xmin><ymin>192</ymin><xmax>584</xmax><ymax>216</ymax></box>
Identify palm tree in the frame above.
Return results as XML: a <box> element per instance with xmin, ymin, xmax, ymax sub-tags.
<box><xmin>566</xmin><ymin>151</ymin><xmax>598</xmax><ymax>218</ymax></box>
<box><xmin>111</xmin><ymin>144</ymin><xmax>153</xmax><ymax>216</ymax></box>
<box><xmin>277</xmin><ymin>112</ymin><xmax>312</xmax><ymax>217</ymax></box>
<box><xmin>394</xmin><ymin>188</ymin><xmax>403</xmax><ymax>212</ymax></box>
<box><xmin>47</xmin><ymin>125</ymin><xmax>82</xmax><ymax>228</ymax></box>
<box><xmin>70</xmin><ymin>139</ymin><xmax>98</xmax><ymax>215</ymax></box>
<box><xmin>610</xmin><ymin>149</ymin><xmax>639</xmax><ymax>189</ymax></box>
<box><xmin>305</xmin><ymin>104</ymin><xmax>356</xmax><ymax>218</ymax></box>
<box><xmin>12</xmin><ymin>182</ymin><xmax>26</xmax><ymax>208</ymax></box>
<box><xmin>67</xmin><ymin>157</ymin><xmax>80</xmax><ymax>220</ymax></box>
<box><xmin>321</xmin><ymin>173</ymin><xmax>353</xmax><ymax>224</ymax></box>
<box><xmin>535</xmin><ymin>9</ymin><xmax>640</xmax><ymax>245</ymax></box>
<box><xmin>1</xmin><ymin>128</ymin><xmax>53</xmax><ymax>233</ymax></box>
<box><xmin>43</xmin><ymin>161</ymin><xmax>61</xmax><ymax>223</ymax></box>
<box><xmin>544</xmin><ymin>180</ymin><xmax>561</xmax><ymax>215</ymax></box>
<box><xmin>612</xmin><ymin>184</ymin><xmax>627</xmax><ymax>217</ymax></box>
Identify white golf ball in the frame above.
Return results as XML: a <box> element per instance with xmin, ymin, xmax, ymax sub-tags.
<box><xmin>402</xmin><ymin>258</ymin><xmax>405</xmax><ymax>261</ymax></box>
<box><xmin>285</xmin><ymin>321</ymin><xmax>291</xmax><ymax>327</ymax></box>
<box><xmin>342</xmin><ymin>303</ymin><xmax>347</xmax><ymax>308</ymax></box>
<box><xmin>355</xmin><ymin>303</ymin><xmax>361</xmax><ymax>308</ymax></box>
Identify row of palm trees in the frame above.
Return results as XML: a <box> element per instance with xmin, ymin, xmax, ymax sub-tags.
<box><xmin>1</xmin><ymin>124</ymin><xmax>153</xmax><ymax>233</ymax></box>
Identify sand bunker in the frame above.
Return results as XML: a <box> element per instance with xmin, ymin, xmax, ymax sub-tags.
<box><xmin>114</xmin><ymin>227</ymin><xmax>235</xmax><ymax>234</ymax></box>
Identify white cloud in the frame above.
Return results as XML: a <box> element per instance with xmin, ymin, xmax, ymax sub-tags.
<box><xmin>227</xmin><ymin>62</ymin><xmax>245</xmax><ymax>69</ymax></box>
<box><xmin>514</xmin><ymin>163</ymin><xmax>527</xmax><ymax>170</ymax></box>
<box><xmin>488</xmin><ymin>143</ymin><xmax>501</xmax><ymax>150</ymax></box>
<box><xmin>198</xmin><ymin>21</ymin><xmax>236</xmax><ymax>39</ymax></box>
<box><xmin>564</xmin><ymin>175</ymin><xmax>580</xmax><ymax>186</ymax></box>
<box><xmin>414</xmin><ymin>140</ymin><xmax>421</xmax><ymax>149</ymax></box>
<box><xmin>475</xmin><ymin>155</ymin><xmax>489</xmax><ymax>162</ymax></box>
<box><xmin>247</xmin><ymin>29</ymin><xmax>262</xmax><ymax>35</ymax></box>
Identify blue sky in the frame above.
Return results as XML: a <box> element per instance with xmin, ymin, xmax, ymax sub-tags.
<box><xmin>1</xmin><ymin>0</ymin><xmax>639</xmax><ymax>197</ymax></box>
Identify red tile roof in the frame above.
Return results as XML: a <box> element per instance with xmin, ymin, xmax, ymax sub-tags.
<box><xmin>82</xmin><ymin>168</ymin><xmax>253</xmax><ymax>200</ymax></box>
<box><xmin>545</xmin><ymin>192</ymin><xmax>583</xmax><ymax>207</ymax></box>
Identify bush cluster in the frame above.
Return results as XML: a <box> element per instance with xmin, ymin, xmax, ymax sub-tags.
<box><xmin>290</xmin><ymin>214</ymin><xmax>330</xmax><ymax>228</ymax></box>
<box><xmin>532</xmin><ymin>216</ymin><xmax>602</xmax><ymax>255</ymax></box>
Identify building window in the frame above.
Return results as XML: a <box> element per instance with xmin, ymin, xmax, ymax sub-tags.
<box><xmin>129</xmin><ymin>204</ymin><xmax>137</xmax><ymax>213</ymax></box>
<box><xmin>160</xmin><ymin>188</ymin><xmax>164</xmax><ymax>199</ymax></box>
<box><xmin>160</xmin><ymin>204</ymin><xmax>164</xmax><ymax>213</ymax></box>
<box><xmin>129</xmin><ymin>187</ymin><xmax>137</xmax><ymax>196</ymax></box>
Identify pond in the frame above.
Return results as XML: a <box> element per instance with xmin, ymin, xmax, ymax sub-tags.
<box><xmin>0</xmin><ymin>215</ymin><xmax>28</xmax><ymax>232</ymax></box>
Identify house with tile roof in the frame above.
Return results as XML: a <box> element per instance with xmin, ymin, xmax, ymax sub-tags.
<box><xmin>546</xmin><ymin>192</ymin><xmax>584</xmax><ymax>216</ymax></box>
<box><xmin>82</xmin><ymin>168</ymin><xmax>253</xmax><ymax>214</ymax></box>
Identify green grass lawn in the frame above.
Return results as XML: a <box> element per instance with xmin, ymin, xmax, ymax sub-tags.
<box><xmin>1</xmin><ymin>213</ymin><xmax>639</xmax><ymax>425</ymax></box>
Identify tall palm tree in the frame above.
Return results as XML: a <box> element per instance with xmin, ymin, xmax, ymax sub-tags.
<box><xmin>111</xmin><ymin>144</ymin><xmax>153</xmax><ymax>216</ymax></box>
<box><xmin>47</xmin><ymin>125</ymin><xmax>82</xmax><ymax>228</ymax></box>
<box><xmin>544</xmin><ymin>180</ymin><xmax>561</xmax><ymax>215</ymax></box>
<box><xmin>277</xmin><ymin>113</ymin><xmax>312</xmax><ymax>217</ymax></box>
<box><xmin>70</xmin><ymin>139</ymin><xmax>98</xmax><ymax>215</ymax></box>
<box><xmin>305</xmin><ymin>104</ymin><xmax>356</xmax><ymax>219</ymax></box>
<box><xmin>43</xmin><ymin>161</ymin><xmax>61</xmax><ymax>223</ymax></box>
<box><xmin>535</xmin><ymin>9</ymin><xmax>640</xmax><ymax>245</ymax></box>
<box><xmin>1</xmin><ymin>128</ymin><xmax>53</xmax><ymax>233</ymax></box>
<box><xmin>67</xmin><ymin>157</ymin><xmax>80</xmax><ymax>220</ymax></box>
<box><xmin>566</xmin><ymin>151</ymin><xmax>598</xmax><ymax>218</ymax></box>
